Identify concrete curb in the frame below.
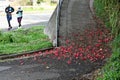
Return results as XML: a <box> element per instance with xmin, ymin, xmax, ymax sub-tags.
<box><xmin>0</xmin><ymin>47</ymin><xmax>54</xmax><ymax>60</ymax></box>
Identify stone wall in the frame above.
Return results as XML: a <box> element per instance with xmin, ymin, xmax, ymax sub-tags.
<box><xmin>44</xmin><ymin>7</ymin><xmax>57</xmax><ymax>46</ymax></box>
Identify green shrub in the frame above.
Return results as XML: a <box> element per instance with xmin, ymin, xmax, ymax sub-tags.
<box><xmin>98</xmin><ymin>48</ymin><xmax>120</xmax><ymax>80</ymax></box>
<box><xmin>94</xmin><ymin>0</ymin><xmax>120</xmax><ymax>80</ymax></box>
<box><xmin>94</xmin><ymin>0</ymin><xmax>120</xmax><ymax>37</ymax></box>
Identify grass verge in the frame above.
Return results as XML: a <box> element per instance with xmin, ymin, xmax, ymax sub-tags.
<box><xmin>94</xmin><ymin>0</ymin><xmax>120</xmax><ymax>80</ymax></box>
<box><xmin>0</xmin><ymin>26</ymin><xmax>52</xmax><ymax>55</ymax></box>
<box><xmin>97</xmin><ymin>36</ymin><xmax>120</xmax><ymax>80</ymax></box>
<box><xmin>22</xmin><ymin>4</ymin><xmax>57</xmax><ymax>13</ymax></box>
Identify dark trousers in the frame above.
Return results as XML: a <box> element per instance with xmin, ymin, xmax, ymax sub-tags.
<box><xmin>17</xmin><ymin>17</ymin><xmax>22</xmax><ymax>27</ymax></box>
<box><xmin>7</xmin><ymin>14</ymin><xmax>12</xmax><ymax>27</ymax></box>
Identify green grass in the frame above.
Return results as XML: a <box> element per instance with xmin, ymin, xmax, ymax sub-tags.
<box><xmin>94</xmin><ymin>0</ymin><xmax>120</xmax><ymax>80</ymax></box>
<box><xmin>0</xmin><ymin>26</ymin><xmax>52</xmax><ymax>54</ymax></box>
<box><xmin>98</xmin><ymin>36</ymin><xmax>120</xmax><ymax>80</ymax></box>
<box><xmin>94</xmin><ymin>0</ymin><xmax>120</xmax><ymax>37</ymax></box>
<box><xmin>22</xmin><ymin>5</ymin><xmax>57</xmax><ymax>13</ymax></box>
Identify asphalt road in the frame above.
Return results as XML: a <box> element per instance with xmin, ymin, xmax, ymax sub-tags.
<box><xmin>0</xmin><ymin>55</ymin><xmax>103</xmax><ymax>80</ymax></box>
<box><xmin>0</xmin><ymin>12</ymin><xmax>52</xmax><ymax>30</ymax></box>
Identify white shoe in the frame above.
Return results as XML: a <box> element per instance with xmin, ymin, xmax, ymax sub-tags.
<box><xmin>18</xmin><ymin>27</ymin><xmax>22</xmax><ymax>29</ymax></box>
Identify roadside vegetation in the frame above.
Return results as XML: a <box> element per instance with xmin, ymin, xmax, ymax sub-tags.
<box><xmin>22</xmin><ymin>5</ymin><xmax>56</xmax><ymax>13</ymax></box>
<box><xmin>0</xmin><ymin>26</ymin><xmax>52</xmax><ymax>54</ymax></box>
<box><xmin>94</xmin><ymin>0</ymin><xmax>120</xmax><ymax>80</ymax></box>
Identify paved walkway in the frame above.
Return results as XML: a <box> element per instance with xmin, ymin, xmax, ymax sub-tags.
<box><xmin>0</xmin><ymin>13</ymin><xmax>52</xmax><ymax>32</ymax></box>
<box><xmin>58</xmin><ymin>0</ymin><xmax>96</xmax><ymax>45</ymax></box>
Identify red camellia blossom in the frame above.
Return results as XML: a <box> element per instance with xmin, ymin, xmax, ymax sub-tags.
<box><xmin>18</xmin><ymin>26</ymin><xmax>113</xmax><ymax>65</ymax></box>
<box><xmin>74</xmin><ymin>53</ymin><xmax>79</xmax><ymax>59</ymax></box>
<box><xmin>67</xmin><ymin>60</ymin><xmax>71</xmax><ymax>64</ymax></box>
<box><xmin>66</xmin><ymin>39</ymin><xmax>70</xmax><ymax>44</ymax></box>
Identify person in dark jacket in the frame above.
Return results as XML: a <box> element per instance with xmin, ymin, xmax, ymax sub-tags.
<box><xmin>5</xmin><ymin>5</ymin><xmax>14</xmax><ymax>30</ymax></box>
<box><xmin>16</xmin><ymin>7</ymin><xmax>23</xmax><ymax>28</ymax></box>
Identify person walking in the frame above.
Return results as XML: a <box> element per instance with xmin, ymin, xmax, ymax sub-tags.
<box><xmin>5</xmin><ymin>5</ymin><xmax>14</xmax><ymax>30</ymax></box>
<box><xmin>16</xmin><ymin>7</ymin><xmax>23</xmax><ymax>28</ymax></box>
